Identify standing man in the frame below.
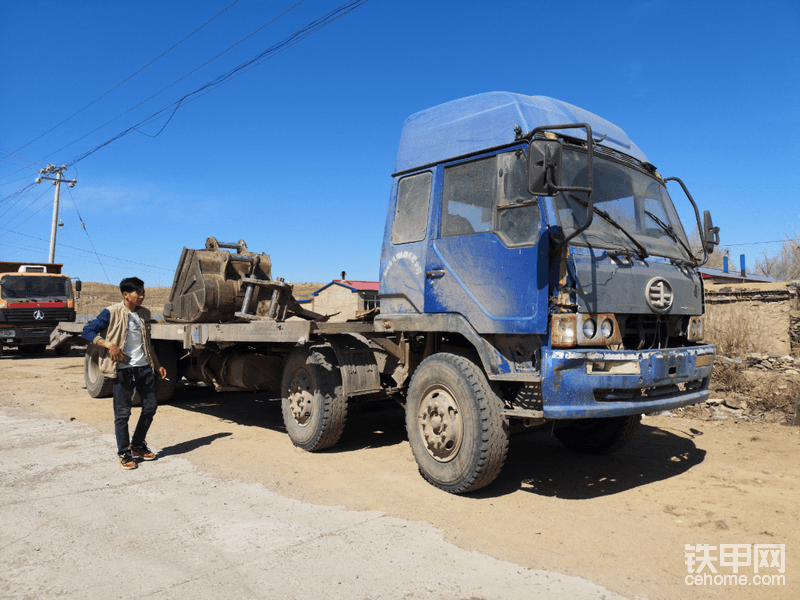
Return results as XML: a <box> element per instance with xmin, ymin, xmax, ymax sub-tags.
<box><xmin>82</xmin><ymin>277</ymin><xmax>167</xmax><ymax>469</ymax></box>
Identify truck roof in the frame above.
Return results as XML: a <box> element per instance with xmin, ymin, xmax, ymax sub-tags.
<box><xmin>0</xmin><ymin>261</ymin><xmax>64</xmax><ymax>274</ymax></box>
<box><xmin>395</xmin><ymin>92</ymin><xmax>648</xmax><ymax>174</ymax></box>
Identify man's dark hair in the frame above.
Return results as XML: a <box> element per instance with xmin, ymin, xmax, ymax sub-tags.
<box><xmin>119</xmin><ymin>277</ymin><xmax>145</xmax><ymax>294</ymax></box>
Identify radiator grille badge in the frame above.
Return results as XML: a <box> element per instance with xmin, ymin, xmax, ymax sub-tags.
<box><xmin>645</xmin><ymin>277</ymin><xmax>673</xmax><ymax>313</ymax></box>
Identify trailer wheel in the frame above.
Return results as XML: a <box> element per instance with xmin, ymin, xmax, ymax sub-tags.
<box><xmin>84</xmin><ymin>346</ymin><xmax>113</xmax><ymax>398</ymax></box>
<box><xmin>553</xmin><ymin>415</ymin><xmax>641</xmax><ymax>455</ymax></box>
<box><xmin>281</xmin><ymin>346</ymin><xmax>347</xmax><ymax>451</ymax></box>
<box><xmin>405</xmin><ymin>353</ymin><xmax>509</xmax><ymax>494</ymax></box>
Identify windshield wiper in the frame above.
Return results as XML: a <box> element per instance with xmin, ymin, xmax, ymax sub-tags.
<box><xmin>644</xmin><ymin>210</ymin><xmax>696</xmax><ymax>266</ymax></box>
<box><xmin>568</xmin><ymin>195</ymin><xmax>649</xmax><ymax>259</ymax></box>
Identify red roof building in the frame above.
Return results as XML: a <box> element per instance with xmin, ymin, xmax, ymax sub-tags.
<box><xmin>311</xmin><ymin>280</ymin><xmax>379</xmax><ymax>322</ymax></box>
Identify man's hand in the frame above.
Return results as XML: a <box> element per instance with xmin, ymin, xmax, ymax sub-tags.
<box><xmin>158</xmin><ymin>366</ymin><xmax>167</xmax><ymax>380</ymax></box>
<box><xmin>104</xmin><ymin>342</ymin><xmax>127</xmax><ymax>363</ymax></box>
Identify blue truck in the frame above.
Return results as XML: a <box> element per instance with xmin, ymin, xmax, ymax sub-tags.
<box><xmin>55</xmin><ymin>92</ymin><xmax>719</xmax><ymax>493</ymax></box>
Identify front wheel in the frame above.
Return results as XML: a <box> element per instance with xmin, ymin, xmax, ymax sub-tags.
<box><xmin>553</xmin><ymin>415</ymin><xmax>641</xmax><ymax>455</ymax></box>
<box><xmin>281</xmin><ymin>346</ymin><xmax>347</xmax><ymax>451</ymax></box>
<box><xmin>405</xmin><ymin>353</ymin><xmax>509</xmax><ymax>494</ymax></box>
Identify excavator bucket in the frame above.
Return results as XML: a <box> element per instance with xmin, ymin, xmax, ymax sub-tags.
<box><xmin>163</xmin><ymin>237</ymin><xmax>327</xmax><ymax>324</ymax></box>
<box><xmin>163</xmin><ymin>237</ymin><xmax>276</xmax><ymax>323</ymax></box>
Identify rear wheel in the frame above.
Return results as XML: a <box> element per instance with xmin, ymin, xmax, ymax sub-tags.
<box><xmin>84</xmin><ymin>345</ymin><xmax>113</xmax><ymax>398</ymax></box>
<box><xmin>405</xmin><ymin>353</ymin><xmax>509</xmax><ymax>494</ymax></box>
<box><xmin>53</xmin><ymin>345</ymin><xmax>71</xmax><ymax>357</ymax></box>
<box><xmin>553</xmin><ymin>415</ymin><xmax>641</xmax><ymax>455</ymax></box>
<box><xmin>281</xmin><ymin>346</ymin><xmax>347</xmax><ymax>451</ymax></box>
<box><xmin>19</xmin><ymin>344</ymin><xmax>46</xmax><ymax>354</ymax></box>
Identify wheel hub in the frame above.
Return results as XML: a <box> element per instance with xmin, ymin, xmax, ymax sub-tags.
<box><xmin>288</xmin><ymin>370</ymin><xmax>314</xmax><ymax>426</ymax></box>
<box><xmin>418</xmin><ymin>385</ymin><xmax>462</xmax><ymax>462</ymax></box>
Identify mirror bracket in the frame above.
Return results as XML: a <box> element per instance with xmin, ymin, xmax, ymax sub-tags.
<box><xmin>526</xmin><ymin>123</ymin><xmax>596</xmax><ymax>252</ymax></box>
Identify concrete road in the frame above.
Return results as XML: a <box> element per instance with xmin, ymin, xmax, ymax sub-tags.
<box><xmin>0</xmin><ymin>407</ymin><xmax>624</xmax><ymax>600</ymax></box>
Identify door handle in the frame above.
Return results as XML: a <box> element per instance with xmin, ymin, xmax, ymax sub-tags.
<box><xmin>425</xmin><ymin>269</ymin><xmax>446</xmax><ymax>279</ymax></box>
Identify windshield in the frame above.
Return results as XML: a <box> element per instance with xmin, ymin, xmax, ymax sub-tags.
<box><xmin>553</xmin><ymin>148</ymin><xmax>691</xmax><ymax>260</ymax></box>
<box><xmin>0</xmin><ymin>275</ymin><xmax>72</xmax><ymax>301</ymax></box>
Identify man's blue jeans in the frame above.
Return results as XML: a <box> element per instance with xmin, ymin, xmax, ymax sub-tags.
<box><xmin>112</xmin><ymin>366</ymin><xmax>158</xmax><ymax>456</ymax></box>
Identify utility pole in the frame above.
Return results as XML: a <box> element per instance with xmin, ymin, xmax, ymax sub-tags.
<box><xmin>35</xmin><ymin>164</ymin><xmax>77</xmax><ymax>263</ymax></box>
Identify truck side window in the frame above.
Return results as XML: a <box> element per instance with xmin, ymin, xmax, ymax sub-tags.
<box><xmin>391</xmin><ymin>171</ymin><xmax>432</xmax><ymax>245</ymax></box>
<box><xmin>442</xmin><ymin>151</ymin><xmax>540</xmax><ymax>246</ymax></box>
<box><xmin>442</xmin><ymin>157</ymin><xmax>494</xmax><ymax>237</ymax></box>
<box><xmin>496</xmin><ymin>150</ymin><xmax>540</xmax><ymax>246</ymax></box>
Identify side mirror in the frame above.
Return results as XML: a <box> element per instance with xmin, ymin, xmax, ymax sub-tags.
<box><xmin>74</xmin><ymin>279</ymin><xmax>82</xmax><ymax>292</ymax></box>
<box><xmin>703</xmin><ymin>210</ymin><xmax>720</xmax><ymax>254</ymax></box>
<box><xmin>527</xmin><ymin>139</ymin><xmax>562</xmax><ymax>196</ymax></box>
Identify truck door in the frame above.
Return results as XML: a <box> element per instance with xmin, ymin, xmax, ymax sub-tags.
<box><xmin>424</xmin><ymin>149</ymin><xmax>549</xmax><ymax>334</ymax></box>
<box><xmin>379</xmin><ymin>171</ymin><xmax>433</xmax><ymax>315</ymax></box>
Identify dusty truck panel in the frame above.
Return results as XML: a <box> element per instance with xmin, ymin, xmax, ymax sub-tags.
<box><xmin>55</xmin><ymin>91</ymin><xmax>719</xmax><ymax>494</ymax></box>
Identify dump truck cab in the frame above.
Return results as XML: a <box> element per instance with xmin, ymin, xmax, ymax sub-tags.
<box><xmin>380</xmin><ymin>92</ymin><xmax>717</xmax><ymax>423</ymax></box>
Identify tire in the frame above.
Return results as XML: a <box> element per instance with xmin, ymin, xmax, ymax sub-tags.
<box><xmin>405</xmin><ymin>353</ymin><xmax>509</xmax><ymax>494</ymax></box>
<box><xmin>553</xmin><ymin>415</ymin><xmax>641</xmax><ymax>455</ymax></box>
<box><xmin>84</xmin><ymin>346</ymin><xmax>113</xmax><ymax>398</ymax></box>
<box><xmin>54</xmin><ymin>345</ymin><xmax>71</xmax><ymax>357</ymax></box>
<box><xmin>281</xmin><ymin>346</ymin><xmax>347</xmax><ymax>451</ymax></box>
<box><xmin>19</xmin><ymin>345</ymin><xmax>45</xmax><ymax>354</ymax></box>
<box><xmin>152</xmin><ymin>340</ymin><xmax>178</xmax><ymax>402</ymax></box>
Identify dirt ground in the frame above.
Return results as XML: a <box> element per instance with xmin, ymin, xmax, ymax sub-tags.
<box><xmin>1</xmin><ymin>349</ymin><xmax>797</xmax><ymax>600</ymax></box>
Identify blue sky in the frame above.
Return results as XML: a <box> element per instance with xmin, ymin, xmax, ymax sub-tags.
<box><xmin>1</xmin><ymin>0</ymin><xmax>798</xmax><ymax>286</ymax></box>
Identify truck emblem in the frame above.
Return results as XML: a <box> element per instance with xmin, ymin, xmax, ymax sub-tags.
<box><xmin>645</xmin><ymin>277</ymin><xmax>673</xmax><ymax>313</ymax></box>
<box><xmin>33</xmin><ymin>309</ymin><xmax>44</xmax><ymax>320</ymax></box>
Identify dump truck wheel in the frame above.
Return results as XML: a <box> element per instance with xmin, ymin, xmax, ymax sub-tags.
<box><xmin>281</xmin><ymin>346</ymin><xmax>347</xmax><ymax>451</ymax></box>
<box><xmin>84</xmin><ymin>346</ymin><xmax>113</xmax><ymax>398</ymax></box>
<box><xmin>553</xmin><ymin>415</ymin><xmax>641</xmax><ymax>455</ymax></box>
<box><xmin>405</xmin><ymin>353</ymin><xmax>509</xmax><ymax>494</ymax></box>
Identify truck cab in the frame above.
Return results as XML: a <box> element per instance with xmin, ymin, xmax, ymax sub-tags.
<box><xmin>379</xmin><ymin>93</ymin><xmax>717</xmax><ymax>491</ymax></box>
<box><xmin>0</xmin><ymin>262</ymin><xmax>78</xmax><ymax>355</ymax></box>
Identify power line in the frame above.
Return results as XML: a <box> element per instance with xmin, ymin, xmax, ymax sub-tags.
<box><xmin>0</xmin><ymin>227</ymin><xmax>174</xmax><ymax>272</ymax></box>
<box><xmin>0</xmin><ymin>185</ymin><xmax>50</xmax><ymax>227</ymax></box>
<box><xmin>64</xmin><ymin>185</ymin><xmax>111</xmax><ymax>283</ymax></box>
<box><xmin>1</xmin><ymin>0</ymin><xmax>244</xmax><ymax>161</ymax></box>
<box><xmin>65</xmin><ymin>0</ymin><xmax>368</xmax><ymax>167</ymax></box>
<box><xmin>723</xmin><ymin>240</ymin><xmax>792</xmax><ymax>247</ymax></box>
<box><xmin>12</xmin><ymin>0</ymin><xmax>309</xmax><ymax>174</ymax></box>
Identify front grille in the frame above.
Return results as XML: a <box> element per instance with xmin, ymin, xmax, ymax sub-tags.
<box><xmin>0</xmin><ymin>308</ymin><xmax>75</xmax><ymax>325</ymax></box>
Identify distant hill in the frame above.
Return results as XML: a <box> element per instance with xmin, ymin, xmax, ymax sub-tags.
<box><xmin>77</xmin><ymin>281</ymin><xmax>325</xmax><ymax>319</ymax></box>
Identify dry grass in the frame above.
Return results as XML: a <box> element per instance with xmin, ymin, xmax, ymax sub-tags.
<box><xmin>704</xmin><ymin>302</ymin><xmax>769</xmax><ymax>358</ymax></box>
<box><xmin>711</xmin><ymin>361</ymin><xmax>749</xmax><ymax>394</ymax></box>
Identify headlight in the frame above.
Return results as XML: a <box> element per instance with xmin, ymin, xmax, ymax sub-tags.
<box><xmin>600</xmin><ymin>318</ymin><xmax>614</xmax><ymax>338</ymax></box>
<box><xmin>573</xmin><ymin>313</ymin><xmax>621</xmax><ymax>346</ymax></box>
<box><xmin>687</xmin><ymin>316</ymin><xmax>704</xmax><ymax>341</ymax></box>
<box><xmin>552</xmin><ymin>315</ymin><xmax>577</xmax><ymax>347</ymax></box>
<box><xmin>582</xmin><ymin>318</ymin><xmax>596</xmax><ymax>339</ymax></box>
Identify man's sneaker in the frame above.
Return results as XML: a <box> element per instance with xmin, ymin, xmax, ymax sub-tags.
<box><xmin>119</xmin><ymin>453</ymin><xmax>137</xmax><ymax>469</ymax></box>
<box><xmin>131</xmin><ymin>443</ymin><xmax>156</xmax><ymax>461</ymax></box>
